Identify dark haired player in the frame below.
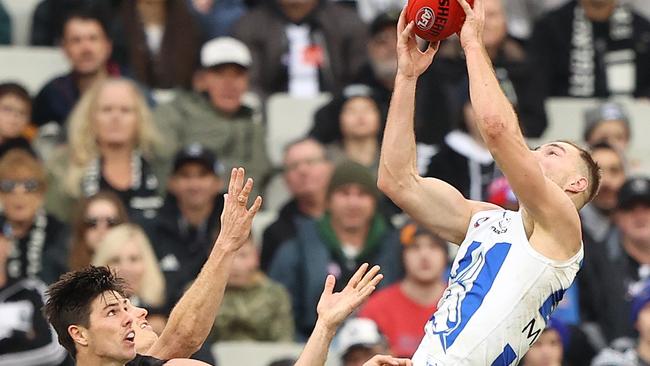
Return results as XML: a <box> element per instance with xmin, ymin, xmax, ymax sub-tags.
<box><xmin>377</xmin><ymin>0</ymin><xmax>601</xmax><ymax>364</ymax></box>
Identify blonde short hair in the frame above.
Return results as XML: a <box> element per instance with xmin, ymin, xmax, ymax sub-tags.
<box><xmin>91</xmin><ymin>223</ymin><xmax>165</xmax><ymax>307</ymax></box>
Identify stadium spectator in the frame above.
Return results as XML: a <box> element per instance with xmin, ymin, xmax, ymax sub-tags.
<box><xmin>233</xmin><ymin>0</ymin><xmax>368</xmax><ymax>97</ymax></box>
<box><xmin>0</xmin><ymin>149</ymin><xmax>68</xmax><ymax>284</ymax></box>
<box><xmin>188</xmin><ymin>0</ymin><xmax>247</xmax><ymax>39</ymax></box>
<box><xmin>334</xmin><ymin>318</ymin><xmax>389</xmax><ymax>366</ymax></box>
<box><xmin>0</xmin><ymin>232</ymin><xmax>69</xmax><ymax>365</ymax></box>
<box><xmin>520</xmin><ymin>318</ymin><xmax>569</xmax><ymax>366</ymax></box>
<box><xmin>325</xmin><ymin>86</ymin><xmax>381</xmax><ymax>171</ymax></box>
<box><xmin>154</xmin><ymin>37</ymin><xmax>270</xmax><ymax>197</ymax></box>
<box><xmin>112</xmin><ymin>0</ymin><xmax>201</xmax><ymax>89</ymax></box>
<box><xmin>269</xmin><ymin>160</ymin><xmax>402</xmax><ymax>339</ymax></box>
<box><xmin>503</xmin><ymin>0</ymin><xmax>569</xmax><ymax>40</ymax></box>
<box><xmin>45</xmin><ymin>78</ymin><xmax>167</xmax><ymax>223</ymax></box>
<box><xmin>144</xmin><ymin>144</ymin><xmax>225</xmax><ymax>307</ymax></box>
<box><xmin>209</xmin><ymin>236</ymin><xmax>294</xmax><ymax>342</ymax></box>
<box><xmin>30</xmin><ymin>0</ymin><xmax>116</xmax><ymax>46</ymax></box>
<box><xmin>0</xmin><ymin>2</ymin><xmax>10</xmax><ymax>44</ymax></box>
<box><xmin>68</xmin><ymin>191</ymin><xmax>128</xmax><ymax>271</ymax></box>
<box><xmin>261</xmin><ymin>138</ymin><xmax>333</xmax><ymax>271</ymax></box>
<box><xmin>0</xmin><ymin>83</ymin><xmax>34</xmax><ymax>145</ymax></box>
<box><xmin>358</xmin><ymin>222</ymin><xmax>447</xmax><ymax>357</ymax></box>
<box><xmin>432</xmin><ymin>0</ymin><xmax>547</xmax><ymax>138</ymax></box>
<box><xmin>584</xmin><ymin>102</ymin><xmax>631</xmax><ymax>152</ymax></box>
<box><xmin>530</xmin><ymin>0</ymin><xmax>650</xmax><ymax>98</ymax></box>
<box><xmin>423</xmin><ymin>99</ymin><xmax>499</xmax><ymax>201</ymax></box>
<box><xmin>32</xmin><ymin>9</ymin><xmax>118</xmax><ymax>128</ymax></box>
<box><xmin>591</xmin><ymin>280</ymin><xmax>650</xmax><ymax>366</ymax></box>
<box><xmin>92</xmin><ymin>224</ymin><xmax>166</xmax><ymax>314</ymax></box>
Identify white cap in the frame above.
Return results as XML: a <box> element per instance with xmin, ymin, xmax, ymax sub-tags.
<box><xmin>201</xmin><ymin>37</ymin><xmax>252</xmax><ymax>69</ymax></box>
<box><xmin>334</xmin><ymin>318</ymin><xmax>384</xmax><ymax>357</ymax></box>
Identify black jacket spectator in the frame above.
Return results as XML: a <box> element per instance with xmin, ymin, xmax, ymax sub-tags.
<box><xmin>530</xmin><ymin>0</ymin><xmax>650</xmax><ymax>98</ymax></box>
<box><xmin>233</xmin><ymin>0</ymin><xmax>368</xmax><ymax>97</ymax></box>
<box><xmin>261</xmin><ymin>199</ymin><xmax>305</xmax><ymax>272</ymax></box>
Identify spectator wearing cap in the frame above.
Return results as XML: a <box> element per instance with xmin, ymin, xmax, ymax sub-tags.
<box><xmin>592</xmin><ymin>281</ymin><xmax>650</xmax><ymax>366</ymax></box>
<box><xmin>0</xmin><ymin>149</ymin><xmax>69</xmax><ymax>285</ymax></box>
<box><xmin>233</xmin><ymin>0</ymin><xmax>368</xmax><ymax>97</ymax></box>
<box><xmin>143</xmin><ymin>143</ymin><xmax>225</xmax><ymax>307</ymax></box>
<box><xmin>358</xmin><ymin>222</ymin><xmax>447</xmax><ymax>357</ymax></box>
<box><xmin>261</xmin><ymin>138</ymin><xmax>333</xmax><ymax>271</ymax></box>
<box><xmin>334</xmin><ymin>318</ymin><xmax>390</xmax><ymax>366</ymax></box>
<box><xmin>32</xmin><ymin>7</ymin><xmax>120</xmax><ymax>128</ymax></box>
<box><xmin>529</xmin><ymin>0</ymin><xmax>650</xmax><ymax>98</ymax></box>
<box><xmin>110</xmin><ymin>0</ymin><xmax>202</xmax><ymax>89</ymax></box>
<box><xmin>269</xmin><ymin>160</ymin><xmax>402</xmax><ymax>339</ymax></box>
<box><xmin>154</xmin><ymin>37</ymin><xmax>271</xmax><ymax>197</ymax></box>
<box><xmin>584</xmin><ymin>102</ymin><xmax>631</xmax><ymax>152</ymax></box>
<box><xmin>325</xmin><ymin>86</ymin><xmax>382</xmax><ymax>172</ymax></box>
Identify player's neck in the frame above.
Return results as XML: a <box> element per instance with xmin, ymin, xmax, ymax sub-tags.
<box><xmin>638</xmin><ymin>337</ymin><xmax>650</xmax><ymax>363</ymax></box>
<box><xmin>400</xmin><ymin>278</ymin><xmax>445</xmax><ymax>307</ymax></box>
<box><xmin>75</xmin><ymin>352</ymin><xmax>127</xmax><ymax>366</ymax></box>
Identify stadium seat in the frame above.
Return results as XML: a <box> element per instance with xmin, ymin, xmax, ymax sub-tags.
<box><xmin>250</xmin><ymin>209</ymin><xmax>278</xmax><ymax>247</ymax></box>
<box><xmin>2</xmin><ymin>0</ymin><xmax>41</xmax><ymax>45</ymax></box>
<box><xmin>265</xmin><ymin>92</ymin><xmax>332</xmax><ymax>166</ymax></box>
<box><xmin>0</xmin><ymin>46</ymin><xmax>68</xmax><ymax>93</ymax></box>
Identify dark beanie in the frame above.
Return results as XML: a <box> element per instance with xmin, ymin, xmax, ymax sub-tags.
<box><xmin>327</xmin><ymin>160</ymin><xmax>380</xmax><ymax>199</ymax></box>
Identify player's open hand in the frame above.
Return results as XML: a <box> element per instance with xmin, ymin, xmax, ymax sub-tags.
<box><xmin>316</xmin><ymin>263</ymin><xmax>383</xmax><ymax>330</ymax></box>
<box><xmin>362</xmin><ymin>355</ymin><xmax>413</xmax><ymax>366</ymax></box>
<box><xmin>396</xmin><ymin>7</ymin><xmax>439</xmax><ymax>80</ymax></box>
<box><xmin>216</xmin><ymin>167</ymin><xmax>262</xmax><ymax>252</ymax></box>
<box><xmin>457</xmin><ymin>0</ymin><xmax>484</xmax><ymax>50</ymax></box>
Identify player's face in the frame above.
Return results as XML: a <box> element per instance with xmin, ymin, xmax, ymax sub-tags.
<box><xmin>615</xmin><ymin>203</ymin><xmax>650</xmax><ymax>244</ymax></box>
<box><xmin>205</xmin><ymin>65</ymin><xmax>249</xmax><ymax>115</ymax></box>
<box><xmin>170</xmin><ymin>163</ymin><xmax>223</xmax><ymax>210</ymax></box>
<box><xmin>127</xmin><ymin>300</ymin><xmax>158</xmax><ymax>354</ymax></box>
<box><xmin>283</xmin><ymin>141</ymin><xmax>332</xmax><ymax>199</ymax></box>
<box><xmin>587</xmin><ymin>119</ymin><xmax>629</xmax><ymax>151</ymax></box>
<box><xmin>329</xmin><ymin>184</ymin><xmax>376</xmax><ymax>231</ymax></box>
<box><xmin>340</xmin><ymin>97</ymin><xmax>381</xmax><ymax>140</ymax></box>
<box><xmin>403</xmin><ymin>234</ymin><xmax>447</xmax><ymax>284</ymax></box>
<box><xmin>591</xmin><ymin>148</ymin><xmax>625</xmax><ymax>211</ymax></box>
<box><xmin>532</xmin><ymin>142</ymin><xmax>585</xmax><ymax>192</ymax></box>
<box><xmin>83</xmin><ymin>291</ymin><xmax>136</xmax><ymax>363</ymax></box>
<box><xmin>93</xmin><ymin>82</ymin><xmax>139</xmax><ymax>147</ymax></box>
<box><xmin>62</xmin><ymin>18</ymin><xmax>112</xmax><ymax>75</ymax></box>
<box><xmin>523</xmin><ymin>329</ymin><xmax>563</xmax><ymax>366</ymax></box>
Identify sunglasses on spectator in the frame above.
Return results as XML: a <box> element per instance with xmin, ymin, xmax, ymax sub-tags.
<box><xmin>84</xmin><ymin>217</ymin><xmax>122</xmax><ymax>229</ymax></box>
<box><xmin>0</xmin><ymin>179</ymin><xmax>41</xmax><ymax>193</ymax></box>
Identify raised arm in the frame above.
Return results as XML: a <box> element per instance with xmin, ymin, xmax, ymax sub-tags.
<box><xmin>456</xmin><ymin>0</ymin><xmax>580</xmax><ymax>231</ymax></box>
<box><xmin>377</xmin><ymin>9</ymin><xmax>496</xmax><ymax>244</ymax></box>
<box><xmin>294</xmin><ymin>264</ymin><xmax>383</xmax><ymax>366</ymax></box>
<box><xmin>146</xmin><ymin>168</ymin><xmax>262</xmax><ymax>359</ymax></box>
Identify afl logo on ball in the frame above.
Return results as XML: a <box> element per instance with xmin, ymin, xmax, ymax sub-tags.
<box><xmin>416</xmin><ymin>7</ymin><xmax>435</xmax><ymax>31</ymax></box>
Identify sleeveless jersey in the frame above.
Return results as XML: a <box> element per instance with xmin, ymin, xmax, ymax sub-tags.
<box><xmin>412</xmin><ymin>209</ymin><xmax>583</xmax><ymax>366</ymax></box>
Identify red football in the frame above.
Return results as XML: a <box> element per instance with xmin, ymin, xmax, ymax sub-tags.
<box><xmin>406</xmin><ymin>0</ymin><xmax>475</xmax><ymax>42</ymax></box>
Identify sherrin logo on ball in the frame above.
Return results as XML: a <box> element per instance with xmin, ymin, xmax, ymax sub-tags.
<box><xmin>406</xmin><ymin>0</ymin><xmax>475</xmax><ymax>42</ymax></box>
<box><xmin>415</xmin><ymin>7</ymin><xmax>435</xmax><ymax>31</ymax></box>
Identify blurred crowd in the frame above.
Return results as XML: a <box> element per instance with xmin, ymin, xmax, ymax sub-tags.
<box><xmin>0</xmin><ymin>0</ymin><xmax>649</xmax><ymax>365</ymax></box>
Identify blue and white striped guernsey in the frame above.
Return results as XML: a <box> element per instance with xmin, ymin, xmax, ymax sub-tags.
<box><xmin>412</xmin><ymin>209</ymin><xmax>583</xmax><ymax>366</ymax></box>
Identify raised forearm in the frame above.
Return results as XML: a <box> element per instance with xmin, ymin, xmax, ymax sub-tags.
<box><xmin>378</xmin><ymin>75</ymin><xmax>419</xmax><ymax>190</ymax></box>
<box><xmin>147</xmin><ymin>242</ymin><xmax>235</xmax><ymax>359</ymax></box>
<box><xmin>464</xmin><ymin>44</ymin><xmax>521</xmax><ymax>139</ymax></box>
<box><xmin>294</xmin><ymin>319</ymin><xmax>337</xmax><ymax>366</ymax></box>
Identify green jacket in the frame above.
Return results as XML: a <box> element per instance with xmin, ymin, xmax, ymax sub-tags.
<box><xmin>154</xmin><ymin>91</ymin><xmax>271</xmax><ymax>196</ymax></box>
<box><xmin>209</xmin><ymin>273</ymin><xmax>294</xmax><ymax>342</ymax></box>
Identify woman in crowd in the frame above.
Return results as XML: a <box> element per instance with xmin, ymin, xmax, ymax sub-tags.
<box><xmin>0</xmin><ymin>83</ymin><xmax>35</xmax><ymax>152</ymax></box>
<box><xmin>91</xmin><ymin>223</ymin><xmax>166</xmax><ymax>319</ymax></box>
<box><xmin>68</xmin><ymin>191</ymin><xmax>129</xmax><ymax>271</ymax></box>
<box><xmin>325</xmin><ymin>85</ymin><xmax>382</xmax><ymax>173</ymax></box>
<box><xmin>45</xmin><ymin>77</ymin><xmax>169</xmax><ymax>222</ymax></box>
